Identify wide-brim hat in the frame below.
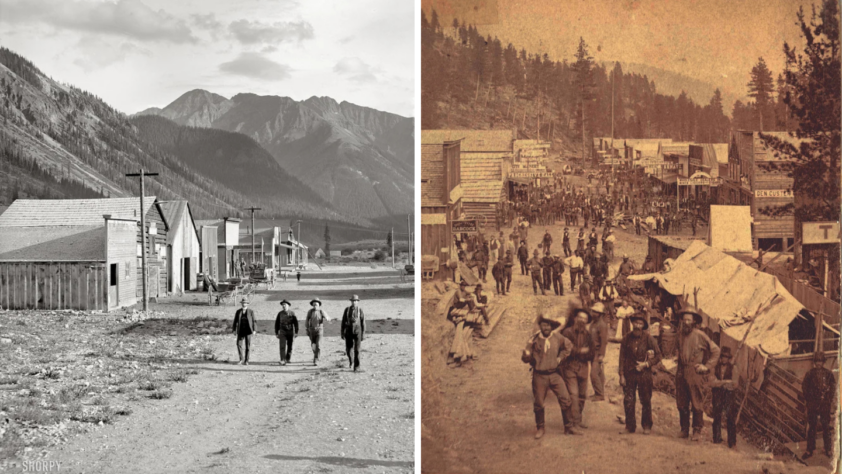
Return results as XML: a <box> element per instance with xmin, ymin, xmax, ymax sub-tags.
<box><xmin>459</xmin><ymin>280</ymin><xmax>469</xmax><ymax>287</ymax></box>
<box><xmin>591</xmin><ymin>302</ymin><xmax>606</xmax><ymax>314</ymax></box>
<box><xmin>569</xmin><ymin>308</ymin><xmax>592</xmax><ymax>325</ymax></box>
<box><xmin>240</xmin><ymin>298</ymin><xmax>249</xmax><ymax>304</ymax></box>
<box><xmin>349</xmin><ymin>294</ymin><xmax>360</xmax><ymax>301</ymax></box>
<box><xmin>720</xmin><ymin>346</ymin><xmax>733</xmax><ymax>359</ymax></box>
<box><xmin>279</xmin><ymin>299</ymin><xmax>291</xmax><ymax>306</ymax></box>
<box><xmin>310</xmin><ymin>298</ymin><xmax>322</xmax><ymax>306</ymax></box>
<box><xmin>629</xmin><ymin>314</ymin><xmax>649</xmax><ymax>330</ymax></box>
<box><xmin>537</xmin><ymin>314</ymin><xmax>562</xmax><ymax>330</ymax></box>
<box><xmin>677</xmin><ymin>306</ymin><xmax>704</xmax><ymax>325</ymax></box>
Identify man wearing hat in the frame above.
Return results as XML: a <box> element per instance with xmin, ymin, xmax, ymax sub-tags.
<box><xmin>527</xmin><ymin>249</ymin><xmax>546</xmax><ymax>296</ymax></box>
<box><xmin>521</xmin><ymin>314</ymin><xmax>579</xmax><ymax>439</ymax></box>
<box><xmin>541</xmin><ymin>251</ymin><xmax>554</xmax><ymax>292</ymax></box>
<box><xmin>618</xmin><ymin>314</ymin><xmax>662</xmax><ymax>434</ymax></box>
<box><xmin>561</xmin><ymin>308</ymin><xmax>595</xmax><ymax>429</ymax></box>
<box><xmin>305</xmin><ymin>298</ymin><xmax>331</xmax><ymax>365</ymax></box>
<box><xmin>492</xmin><ymin>257</ymin><xmax>507</xmax><ymax>296</ymax></box>
<box><xmin>675</xmin><ymin>307</ymin><xmax>720</xmax><ymax>441</ymax></box>
<box><xmin>341</xmin><ymin>295</ymin><xmax>366</xmax><ymax>371</ymax></box>
<box><xmin>710</xmin><ymin>346</ymin><xmax>738</xmax><ymax>447</ymax></box>
<box><xmin>517</xmin><ymin>241</ymin><xmax>530</xmax><ymax>276</ymax></box>
<box><xmin>551</xmin><ymin>255</ymin><xmax>565</xmax><ymax>296</ymax></box>
<box><xmin>801</xmin><ymin>351</ymin><xmax>836</xmax><ymax>459</ymax></box>
<box><xmin>542</xmin><ymin>229</ymin><xmax>553</xmax><ymax>254</ymax></box>
<box><xmin>562</xmin><ymin>227</ymin><xmax>572</xmax><ymax>257</ymax></box>
<box><xmin>274</xmin><ymin>299</ymin><xmax>299</xmax><ymax>365</ymax></box>
<box><xmin>589</xmin><ymin>303</ymin><xmax>610</xmax><ymax>402</ymax></box>
<box><xmin>231</xmin><ymin>298</ymin><xmax>256</xmax><ymax>365</ymax></box>
<box><xmin>619</xmin><ymin>254</ymin><xmax>634</xmax><ymax>277</ymax></box>
<box><xmin>565</xmin><ymin>250</ymin><xmax>584</xmax><ymax>292</ymax></box>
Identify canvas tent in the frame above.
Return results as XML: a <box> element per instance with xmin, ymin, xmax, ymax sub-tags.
<box><xmin>629</xmin><ymin>241</ymin><xmax>811</xmax><ymax>388</ymax></box>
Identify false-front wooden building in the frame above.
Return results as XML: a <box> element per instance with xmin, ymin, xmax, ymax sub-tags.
<box><xmin>421</xmin><ymin>133</ymin><xmax>462</xmax><ymax>276</ymax></box>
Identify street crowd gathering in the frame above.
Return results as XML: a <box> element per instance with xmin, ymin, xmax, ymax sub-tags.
<box><xmin>448</xmin><ymin>171</ymin><xmax>836</xmax><ymax>459</ymax></box>
<box><xmin>231</xmin><ymin>294</ymin><xmax>367</xmax><ymax>371</ymax></box>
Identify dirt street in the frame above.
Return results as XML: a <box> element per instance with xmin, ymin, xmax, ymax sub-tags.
<box><xmin>421</xmin><ymin>201</ymin><xmax>832</xmax><ymax>474</ymax></box>
<box><xmin>7</xmin><ymin>265</ymin><xmax>414</xmax><ymax>474</ymax></box>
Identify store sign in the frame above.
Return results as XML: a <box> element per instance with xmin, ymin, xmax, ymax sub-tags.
<box><xmin>660</xmin><ymin>163</ymin><xmax>680</xmax><ymax>170</ymax></box>
<box><xmin>802</xmin><ymin>221</ymin><xmax>841</xmax><ymax>245</ymax></box>
<box><xmin>678</xmin><ymin>178</ymin><xmax>720</xmax><ymax>186</ymax></box>
<box><xmin>509</xmin><ymin>171</ymin><xmax>553</xmax><ymax>179</ymax></box>
<box><xmin>754</xmin><ymin>189</ymin><xmax>793</xmax><ymax>198</ymax></box>
<box><xmin>452</xmin><ymin>219</ymin><xmax>478</xmax><ymax>234</ymax></box>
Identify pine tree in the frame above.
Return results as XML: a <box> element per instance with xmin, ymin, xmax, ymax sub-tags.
<box><xmin>747</xmin><ymin>57</ymin><xmax>775</xmax><ymax>131</ymax></box>
<box><xmin>572</xmin><ymin>37</ymin><xmax>595</xmax><ymax>166</ymax></box>
<box><xmin>324</xmin><ymin>224</ymin><xmax>331</xmax><ymax>255</ymax></box>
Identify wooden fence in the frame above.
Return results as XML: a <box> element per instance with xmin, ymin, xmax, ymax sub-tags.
<box><xmin>769</xmin><ymin>269</ymin><xmax>841</xmax><ymax>328</ymax></box>
<box><xmin>0</xmin><ymin>262</ymin><xmax>108</xmax><ymax>311</ymax></box>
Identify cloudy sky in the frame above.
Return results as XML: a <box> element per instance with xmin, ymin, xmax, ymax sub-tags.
<box><xmin>423</xmin><ymin>0</ymin><xmax>817</xmax><ymax>108</ymax></box>
<box><xmin>0</xmin><ymin>0</ymin><xmax>414</xmax><ymax>116</ymax></box>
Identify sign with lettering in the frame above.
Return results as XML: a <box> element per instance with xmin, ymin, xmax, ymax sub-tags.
<box><xmin>802</xmin><ymin>221</ymin><xmax>841</xmax><ymax>245</ymax></box>
<box><xmin>754</xmin><ymin>189</ymin><xmax>793</xmax><ymax>198</ymax></box>
<box><xmin>678</xmin><ymin>178</ymin><xmax>720</xmax><ymax>187</ymax></box>
<box><xmin>660</xmin><ymin>163</ymin><xmax>680</xmax><ymax>170</ymax></box>
<box><xmin>451</xmin><ymin>219</ymin><xmax>478</xmax><ymax>234</ymax></box>
<box><xmin>509</xmin><ymin>172</ymin><xmax>553</xmax><ymax>179</ymax></box>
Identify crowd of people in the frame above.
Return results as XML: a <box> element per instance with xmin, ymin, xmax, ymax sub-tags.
<box><xmin>448</xmin><ymin>171</ymin><xmax>835</xmax><ymax>460</ymax></box>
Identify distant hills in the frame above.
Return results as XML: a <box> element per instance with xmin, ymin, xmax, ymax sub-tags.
<box><xmin>0</xmin><ymin>47</ymin><xmax>412</xmax><ymax>236</ymax></box>
<box><xmin>137</xmin><ymin>90</ymin><xmax>415</xmax><ymax>220</ymax></box>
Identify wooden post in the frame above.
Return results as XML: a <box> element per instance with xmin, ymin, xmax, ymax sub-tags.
<box><xmin>126</xmin><ymin>170</ymin><xmax>159</xmax><ymax>311</ymax></box>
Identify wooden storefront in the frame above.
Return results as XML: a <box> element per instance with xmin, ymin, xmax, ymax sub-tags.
<box><xmin>421</xmin><ymin>135</ymin><xmax>462</xmax><ymax>276</ymax></box>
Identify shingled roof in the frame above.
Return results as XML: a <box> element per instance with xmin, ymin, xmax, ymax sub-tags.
<box><xmin>0</xmin><ymin>197</ymin><xmax>157</xmax><ymax>227</ymax></box>
<box><xmin>0</xmin><ymin>226</ymin><xmax>105</xmax><ymax>261</ymax></box>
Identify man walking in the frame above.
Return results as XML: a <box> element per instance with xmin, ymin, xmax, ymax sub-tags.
<box><xmin>503</xmin><ymin>249</ymin><xmax>514</xmax><ymax>293</ymax></box>
<box><xmin>274</xmin><ymin>299</ymin><xmax>298</xmax><ymax>365</ymax></box>
<box><xmin>565</xmin><ymin>250</ymin><xmax>584</xmax><ymax>292</ymax></box>
<box><xmin>521</xmin><ymin>315</ymin><xmax>580</xmax><ymax>439</ymax></box>
<box><xmin>528</xmin><ymin>249</ymin><xmax>546</xmax><ymax>296</ymax></box>
<box><xmin>551</xmin><ymin>255</ymin><xmax>565</xmax><ymax>296</ymax></box>
<box><xmin>492</xmin><ymin>257</ymin><xmax>506</xmax><ymax>296</ymax></box>
<box><xmin>231</xmin><ymin>298</ymin><xmax>256</xmax><ymax>365</ymax></box>
<box><xmin>542</xmin><ymin>251</ymin><xmax>554</xmax><ymax>291</ymax></box>
<box><xmin>675</xmin><ymin>307</ymin><xmax>720</xmax><ymax>441</ymax></box>
<box><xmin>633</xmin><ymin>214</ymin><xmax>641</xmax><ymax>235</ymax></box>
<box><xmin>562</xmin><ymin>309</ymin><xmax>594</xmax><ymax>429</ymax></box>
<box><xmin>306</xmin><ymin>298</ymin><xmax>331</xmax><ymax>366</ymax></box>
<box><xmin>341</xmin><ymin>294</ymin><xmax>365</xmax><ymax>372</ymax></box>
<box><xmin>801</xmin><ymin>351</ymin><xmax>836</xmax><ymax>459</ymax></box>
<box><xmin>542</xmin><ymin>229</ymin><xmax>553</xmax><ymax>253</ymax></box>
<box><xmin>518</xmin><ymin>241</ymin><xmax>530</xmax><ymax>275</ymax></box>
<box><xmin>562</xmin><ymin>227</ymin><xmax>572</xmax><ymax>257</ymax></box>
<box><xmin>619</xmin><ymin>314</ymin><xmax>662</xmax><ymax>435</ymax></box>
<box><xmin>711</xmin><ymin>346</ymin><xmax>738</xmax><ymax>447</ymax></box>
<box><xmin>589</xmin><ymin>303</ymin><xmax>609</xmax><ymax>402</ymax></box>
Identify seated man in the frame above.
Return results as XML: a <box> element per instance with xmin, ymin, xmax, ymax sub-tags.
<box><xmin>447</xmin><ymin>280</ymin><xmax>471</xmax><ymax>321</ymax></box>
<box><xmin>469</xmin><ymin>284</ymin><xmax>490</xmax><ymax>324</ymax></box>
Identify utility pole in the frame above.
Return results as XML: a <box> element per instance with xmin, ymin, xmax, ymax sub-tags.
<box><xmin>407</xmin><ymin>214</ymin><xmax>412</xmax><ymax>264</ymax></box>
<box><xmin>611</xmin><ymin>62</ymin><xmax>615</xmax><ymax>178</ymax></box>
<box><xmin>391</xmin><ymin>227</ymin><xmax>395</xmax><ymax>268</ymax></box>
<box><xmin>126</xmin><ymin>169</ymin><xmax>159</xmax><ymax>312</ymax></box>
<box><xmin>245</xmin><ymin>207</ymin><xmax>261</xmax><ymax>267</ymax></box>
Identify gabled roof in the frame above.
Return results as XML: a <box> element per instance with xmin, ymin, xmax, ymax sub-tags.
<box><xmin>158</xmin><ymin>201</ymin><xmax>200</xmax><ymax>245</ymax></box>
<box><xmin>0</xmin><ymin>226</ymin><xmax>105</xmax><ymax>261</ymax></box>
<box><xmin>0</xmin><ymin>197</ymin><xmax>157</xmax><ymax>227</ymax></box>
<box><xmin>659</xmin><ymin>142</ymin><xmax>693</xmax><ymax>157</ymax></box>
<box><xmin>422</xmin><ymin>130</ymin><xmax>513</xmax><ymax>152</ymax></box>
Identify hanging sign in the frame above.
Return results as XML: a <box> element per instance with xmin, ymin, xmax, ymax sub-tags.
<box><xmin>451</xmin><ymin>219</ymin><xmax>478</xmax><ymax>234</ymax></box>
<box><xmin>802</xmin><ymin>222</ymin><xmax>841</xmax><ymax>245</ymax></box>
<box><xmin>754</xmin><ymin>189</ymin><xmax>793</xmax><ymax>198</ymax></box>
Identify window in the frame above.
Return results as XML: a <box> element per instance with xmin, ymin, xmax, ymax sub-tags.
<box><xmin>137</xmin><ymin>244</ymin><xmax>142</xmax><ymax>257</ymax></box>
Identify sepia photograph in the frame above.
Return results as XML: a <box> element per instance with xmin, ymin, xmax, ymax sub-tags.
<box><xmin>420</xmin><ymin>0</ymin><xmax>840</xmax><ymax>473</ymax></box>
<box><xmin>0</xmin><ymin>0</ymin><xmax>415</xmax><ymax>473</ymax></box>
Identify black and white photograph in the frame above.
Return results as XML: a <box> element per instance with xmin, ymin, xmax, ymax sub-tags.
<box><xmin>0</xmin><ymin>0</ymin><xmax>415</xmax><ymax>472</ymax></box>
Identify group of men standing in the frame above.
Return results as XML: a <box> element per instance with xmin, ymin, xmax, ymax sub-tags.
<box><xmin>231</xmin><ymin>295</ymin><xmax>367</xmax><ymax>371</ymax></box>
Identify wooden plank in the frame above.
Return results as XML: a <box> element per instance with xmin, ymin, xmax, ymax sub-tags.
<box><xmin>479</xmin><ymin>306</ymin><xmax>507</xmax><ymax>338</ymax></box>
<box><xmin>743</xmin><ymin>395</ymin><xmax>800</xmax><ymax>443</ymax></box>
<box><xmin>765</xmin><ymin>371</ymin><xmax>807</xmax><ymax>407</ymax></box>
<box><xmin>746</xmin><ymin>392</ymin><xmax>804</xmax><ymax>441</ymax></box>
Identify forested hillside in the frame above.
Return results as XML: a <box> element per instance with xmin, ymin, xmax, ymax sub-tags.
<box><xmin>0</xmin><ymin>47</ymin><xmax>348</xmax><ymax>223</ymax></box>
<box><xmin>421</xmin><ymin>10</ymin><xmax>793</xmax><ymax>147</ymax></box>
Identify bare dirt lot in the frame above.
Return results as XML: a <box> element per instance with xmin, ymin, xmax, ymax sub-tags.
<box><xmin>1</xmin><ymin>265</ymin><xmax>414</xmax><ymax>474</ymax></box>
<box><xmin>421</xmin><ymin>180</ymin><xmax>835</xmax><ymax>474</ymax></box>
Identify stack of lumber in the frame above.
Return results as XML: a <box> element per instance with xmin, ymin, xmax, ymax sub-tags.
<box><xmin>479</xmin><ymin>306</ymin><xmax>507</xmax><ymax>338</ymax></box>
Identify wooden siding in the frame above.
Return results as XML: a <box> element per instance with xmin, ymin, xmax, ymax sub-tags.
<box><xmin>422</xmin><ymin>206</ymin><xmax>450</xmax><ymax>274</ymax></box>
<box><xmin>201</xmin><ymin>226</ymin><xmax>219</xmax><ymax>280</ymax></box>
<box><xmin>136</xmin><ymin>205</ymin><xmax>168</xmax><ymax>298</ymax></box>
<box><xmin>421</xmin><ymin>144</ymin><xmax>445</xmax><ymax>207</ymax></box>
<box><xmin>108</xmin><ymin>219</ymin><xmax>139</xmax><ymax>308</ymax></box>
<box><xmin>0</xmin><ymin>262</ymin><xmax>108</xmax><ymax>311</ymax></box>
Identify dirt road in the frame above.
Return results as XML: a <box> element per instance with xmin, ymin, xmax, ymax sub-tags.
<box><xmin>21</xmin><ymin>265</ymin><xmax>414</xmax><ymax>474</ymax></box>
<box><xmin>421</xmin><ymin>212</ymin><xmax>832</xmax><ymax>474</ymax></box>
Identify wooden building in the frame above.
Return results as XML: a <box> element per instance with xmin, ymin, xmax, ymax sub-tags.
<box><xmin>0</xmin><ymin>197</ymin><xmax>167</xmax><ymax>310</ymax></box>
<box><xmin>200</xmin><ymin>224</ymin><xmax>219</xmax><ymax>281</ymax></box>
<box><xmin>195</xmin><ymin>217</ymin><xmax>241</xmax><ymax>279</ymax></box>
<box><xmin>422</xmin><ymin>130</ymin><xmax>512</xmax><ymax>230</ymax></box>
<box><xmin>159</xmin><ymin>201</ymin><xmax>200</xmax><ymax>293</ymax></box>
<box><xmin>421</xmin><ymin>133</ymin><xmax>462</xmax><ymax>276</ymax></box>
<box><xmin>722</xmin><ymin>131</ymin><xmax>800</xmax><ymax>251</ymax></box>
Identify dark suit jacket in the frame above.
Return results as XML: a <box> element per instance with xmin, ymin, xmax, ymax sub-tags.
<box><xmin>232</xmin><ymin>308</ymin><xmax>256</xmax><ymax>336</ymax></box>
<box><xmin>341</xmin><ymin>306</ymin><xmax>365</xmax><ymax>338</ymax></box>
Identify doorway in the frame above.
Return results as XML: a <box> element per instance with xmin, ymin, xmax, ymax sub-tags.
<box><xmin>108</xmin><ymin>263</ymin><xmax>118</xmax><ymax>308</ymax></box>
<box><xmin>183</xmin><ymin>258</ymin><xmax>191</xmax><ymax>291</ymax></box>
